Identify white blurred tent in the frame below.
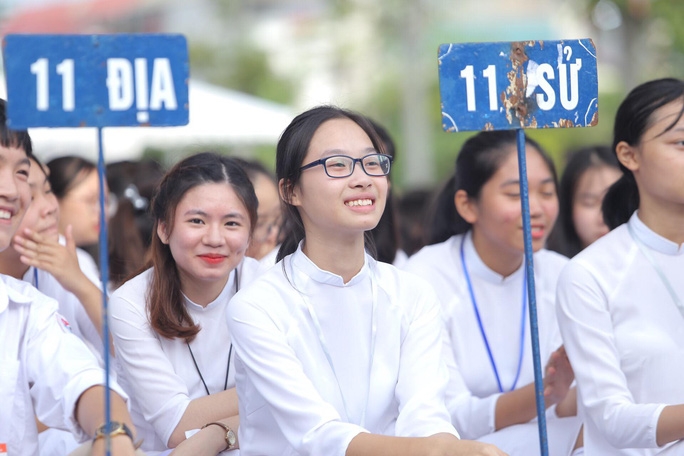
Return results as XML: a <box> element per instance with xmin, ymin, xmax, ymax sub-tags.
<box><xmin>2</xmin><ymin>79</ymin><xmax>294</xmax><ymax>163</ymax></box>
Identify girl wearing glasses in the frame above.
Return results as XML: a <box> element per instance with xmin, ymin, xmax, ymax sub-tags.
<box><xmin>226</xmin><ymin>106</ymin><xmax>505</xmax><ymax>456</ymax></box>
<box><xmin>109</xmin><ymin>152</ymin><xmax>262</xmax><ymax>455</ymax></box>
<box><xmin>557</xmin><ymin>78</ymin><xmax>684</xmax><ymax>455</ymax></box>
<box><xmin>403</xmin><ymin>131</ymin><xmax>581</xmax><ymax>456</ymax></box>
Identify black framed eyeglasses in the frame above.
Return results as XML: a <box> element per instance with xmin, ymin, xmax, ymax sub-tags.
<box><xmin>299</xmin><ymin>153</ymin><xmax>393</xmax><ymax>178</ymax></box>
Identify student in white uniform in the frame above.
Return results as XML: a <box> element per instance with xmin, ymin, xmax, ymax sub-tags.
<box><xmin>0</xmin><ymin>99</ymin><xmax>139</xmax><ymax>456</ymax></box>
<box><xmin>226</xmin><ymin>106</ymin><xmax>506</xmax><ymax>456</ymax></box>
<box><xmin>110</xmin><ymin>152</ymin><xmax>263</xmax><ymax>455</ymax></box>
<box><xmin>556</xmin><ymin>78</ymin><xmax>684</xmax><ymax>455</ymax></box>
<box><xmin>0</xmin><ymin>154</ymin><xmax>110</xmax><ymax>455</ymax></box>
<box><xmin>403</xmin><ymin>131</ymin><xmax>582</xmax><ymax>456</ymax></box>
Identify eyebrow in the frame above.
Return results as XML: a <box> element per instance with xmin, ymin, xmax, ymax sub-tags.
<box><xmin>500</xmin><ymin>177</ymin><xmax>555</xmax><ymax>187</ymax></box>
<box><xmin>322</xmin><ymin>147</ymin><xmax>377</xmax><ymax>156</ymax></box>
<box><xmin>184</xmin><ymin>209</ymin><xmax>246</xmax><ymax>219</ymax></box>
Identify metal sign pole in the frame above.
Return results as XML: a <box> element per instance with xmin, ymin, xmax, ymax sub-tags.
<box><xmin>96</xmin><ymin>126</ymin><xmax>112</xmax><ymax>456</ymax></box>
<box><xmin>516</xmin><ymin>128</ymin><xmax>548</xmax><ymax>456</ymax></box>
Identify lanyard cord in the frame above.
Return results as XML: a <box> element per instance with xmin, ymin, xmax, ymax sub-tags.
<box><xmin>186</xmin><ymin>268</ymin><xmax>239</xmax><ymax>396</ymax></box>
<box><xmin>293</xmin><ymin>255</ymin><xmax>378</xmax><ymax>427</ymax></box>
<box><xmin>460</xmin><ymin>235</ymin><xmax>527</xmax><ymax>393</ymax></box>
<box><xmin>33</xmin><ymin>267</ymin><xmax>39</xmax><ymax>290</ymax></box>
<box><xmin>628</xmin><ymin>223</ymin><xmax>683</xmax><ymax>316</ymax></box>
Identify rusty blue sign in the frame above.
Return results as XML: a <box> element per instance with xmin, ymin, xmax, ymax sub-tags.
<box><xmin>3</xmin><ymin>34</ymin><xmax>189</xmax><ymax>128</ymax></box>
<box><xmin>438</xmin><ymin>39</ymin><xmax>598</xmax><ymax>132</ymax></box>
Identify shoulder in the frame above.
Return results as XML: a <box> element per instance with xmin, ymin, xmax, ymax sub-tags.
<box><xmin>403</xmin><ymin>236</ymin><xmax>459</xmax><ymax>274</ymax></box>
<box><xmin>0</xmin><ymin>274</ymin><xmax>60</xmax><ymax>325</ymax></box>
<box><xmin>534</xmin><ymin>249</ymin><xmax>570</xmax><ymax>280</ymax></box>
<box><xmin>75</xmin><ymin>247</ymin><xmax>101</xmax><ymax>286</ymax></box>
<box><xmin>238</xmin><ymin>256</ymin><xmax>267</xmax><ymax>286</ymax></box>
<box><xmin>110</xmin><ymin>269</ymin><xmax>152</xmax><ymax>312</ymax></box>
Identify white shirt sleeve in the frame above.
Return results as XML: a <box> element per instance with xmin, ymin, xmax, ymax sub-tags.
<box><xmin>441</xmin><ymin>314</ymin><xmax>501</xmax><ymax>439</ymax></box>
<box><xmin>388</xmin><ymin>280</ymin><xmax>460</xmax><ymax>439</ymax></box>
<box><xmin>109</xmin><ymin>286</ymin><xmax>191</xmax><ymax>447</ymax></box>
<box><xmin>556</xmin><ymin>260</ymin><xmax>664</xmax><ymax>449</ymax></box>
<box><xmin>26</xmin><ymin>294</ymin><xmax>125</xmax><ymax>442</ymax></box>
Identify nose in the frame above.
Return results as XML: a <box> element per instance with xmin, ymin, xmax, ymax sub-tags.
<box><xmin>348</xmin><ymin>160</ymin><xmax>372</xmax><ymax>187</ymax></box>
<box><xmin>203</xmin><ymin>223</ymin><xmax>225</xmax><ymax>246</ymax></box>
<box><xmin>528</xmin><ymin>192</ymin><xmax>544</xmax><ymax>218</ymax></box>
<box><xmin>0</xmin><ymin>169</ymin><xmax>20</xmax><ymax>202</ymax></box>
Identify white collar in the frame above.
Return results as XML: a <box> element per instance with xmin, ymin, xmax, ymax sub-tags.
<box><xmin>291</xmin><ymin>241</ymin><xmax>371</xmax><ymax>288</ymax></box>
<box><xmin>460</xmin><ymin>232</ymin><xmax>525</xmax><ymax>284</ymax></box>
<box><xmin>0</xmin><ymin>274</ymin><xmax>33</xmax><ymax>314</ymax></box>
<box><xmin>630</xmin><ymin>212</ymin><xmax>684</xmax><ymax>256</ymax></box>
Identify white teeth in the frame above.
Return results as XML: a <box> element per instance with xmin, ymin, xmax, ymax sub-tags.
<box><xmin>346</xmin><ymin>199</ymin><xmax>372</xmax><ymax>207</ymax></box>
<box><xmin>0</xmin><ymin>210</ymin><xmax>11</xmax><ymax>220</ymax></box>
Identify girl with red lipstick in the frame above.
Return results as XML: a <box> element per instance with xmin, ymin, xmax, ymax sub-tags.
<box><xmin>226</xmin><ymin>106</ymin><xmax>505</xmax><ymax>456</ymax></box>
<box><xmin>404</xmin><ymin>130</ymin><xmax>581</xmax><ymax>456</ymax></box>
<box><xmin>109</xmin><ymin>152</ymin><xmax>262</xmax><ymax>455</ymax></box>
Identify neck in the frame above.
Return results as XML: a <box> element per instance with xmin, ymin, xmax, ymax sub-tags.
<box><xmin>180</xmin><ymin>273</ymin><xmax>231</xmax><ymax>307</ymax></box>
<box><xmin>637</xmin><ymin>199</ymin><xmax>684</xmax><ymax>245</ymax></box>
<box><xmin>0</xmin><ymin>247</ymin><xmax>30</xmax><ymax>279</ymax></box>
<box><xmin>470</xmin><ymin>231</ymin><xmax>523</xmax><ymax>278</ymax></box>
<box><xmin>302</xmin><ymin>232</ymin><xmax>366</xmax><ymax>284</ymax></box>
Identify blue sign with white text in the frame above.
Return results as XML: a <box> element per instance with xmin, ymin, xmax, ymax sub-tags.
<box><xmin>3</xmin><ymin>34</ymin><xmax>189</xmax><ymax>128</ymax></box>
<box><xmin>438</xmin><ymin>39</ymin><xmax>598</xmax><ymax>132</ymax></box>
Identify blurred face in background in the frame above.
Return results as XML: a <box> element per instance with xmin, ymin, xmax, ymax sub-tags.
<box><xmin>246</xmin><ymin>172</ymin><xmax>282</xmax><ymax>260</ymax></box>
<box><xmin>58</xmin><ymin>168</ymin><xmax>111</xmax><ymax>246</ymax></box>
<box><xmin>572</xmin><ymin>165</ymin><xmax>621</xmax><ymax>249</ymax></box>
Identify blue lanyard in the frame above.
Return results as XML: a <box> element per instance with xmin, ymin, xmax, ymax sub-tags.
<box><xmin>460</xmin><ymin>235</ymin><xmax>527</xmax><ymax>393</ymax></box>
<box><xmin>33</xmin><ymin>267</ymin><xmax>39</xmax><ymax>290</ymax></box>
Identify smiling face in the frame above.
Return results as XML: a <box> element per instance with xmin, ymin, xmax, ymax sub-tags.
<box><xmin>16</xmin><ymin>158</ymin><xmax>60</xmax><ymax>244</ymax></box>
<box><xmin>572</xmin><ymin>165</ymin><xmax>621</xmax><ymax>249</ymax></box>
<box><xmin>158</xmin><ymin>182</ymin><xmax>251</xmax><ymax>302</ymax></box>
<box><xmin>0</xmin><ymin>145</ymin><xmax>31</xmax><ymax>252</ymax></box>
<box><xmin>290</xmin><ymin>117</ymin><xmax>388</xmax><ymax>242</ymax></box>
<box><xmin>459</xmin><ymin>145</ymin><xmax>559</xmax><ymax>275</ymax></box>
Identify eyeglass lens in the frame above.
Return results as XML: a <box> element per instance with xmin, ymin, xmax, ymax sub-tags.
<box><xmin>324</xmin><ymin>154</ymin><xmax>390</xmax><ymax>177</ymax></box>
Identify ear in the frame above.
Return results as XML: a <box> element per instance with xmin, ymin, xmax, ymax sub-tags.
<box><xmin>279</xmin><ymin>178</ymin><xmax>302</xmax><ymax>207</ymax></box>
<box><xmin>615</xmin><ymin>141</ymin><xmax>640</xmax><ymax>172</ymax></box>
<box><xmin>454</xmin><ymin>189</ymin><xmax>478</xmax><ymax>224</ymax></box>
<box><xmin>157</xmin><ymin>222</ymin><xmax>169</xmax><ymax>245</ymax></box>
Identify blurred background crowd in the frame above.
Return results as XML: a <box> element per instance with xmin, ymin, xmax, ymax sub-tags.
<box><xmin>1</xmin><ymin>0</ymin><xmax>683</xmax><ymax>189</ymax></box>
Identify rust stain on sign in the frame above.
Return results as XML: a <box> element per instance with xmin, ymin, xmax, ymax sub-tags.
<box><xmin>503</xmin><ymin>41</ymin><xmax>533</xmax><ymax>128</ymax></box>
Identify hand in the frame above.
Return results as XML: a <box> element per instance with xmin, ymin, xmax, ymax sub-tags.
<box><xmin>543</xmin><ymin>345</ymin><xmax>574</xmax><ymax>406</ymax></box>
<box><xmin>426</xmin><ymin>433</ymin><xmax>508</xmax><ymax>456</ymax></box>
<box><xmin>169</xmin><ymin>425</ymin><xmax>232</xmax><ymax>456</ymax></box>
<box><xmin>14</xmin><ymin>225</ymin><xmax>86</xmax><ymax>294</ymax></box>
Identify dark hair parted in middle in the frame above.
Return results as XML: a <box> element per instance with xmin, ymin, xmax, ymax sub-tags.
<box><xmin>426</xmin><ymin>130</ymin><xmax>557</xmax><ymax>245</ymax></box>
<box><xmin>275</xmin><ymin>105</ymin><xmax>387</xmax><ymax>262</ymax></box>
<box><xmin>147</xmin><ymin>152</ymin><xmax>258</xmax><ymax>342</ymax></box>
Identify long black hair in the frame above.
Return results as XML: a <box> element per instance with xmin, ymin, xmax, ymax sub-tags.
<box><xmin>276</xmin><ymin>105</ymin><xmax>387</xmax><ymax>262</ymax></box>
<box><xmin>603</xmin><ymin>78</ymin><xmax>684</xmax><ymax>229</ymax></box>
<box><xmin>426</xmin><ymin>130</ymin><xmax>556</xmax><ymax>245</ymax></box>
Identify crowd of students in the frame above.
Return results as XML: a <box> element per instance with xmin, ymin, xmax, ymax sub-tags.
<box><xmin>0</xmin><ymin>76</ymin><xmax>682</xmax><ymax>456</ymax></box>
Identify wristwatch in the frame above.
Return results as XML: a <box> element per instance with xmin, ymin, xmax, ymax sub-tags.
<box><xmin>202</xmin><ymin>421</ymin><xmax>237</xmax><ymax>451</ymax></box>
<box><xmin>93</xmin><ymin>421</ymin><xmax>135</xmax><ymax>443</ymax></box>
